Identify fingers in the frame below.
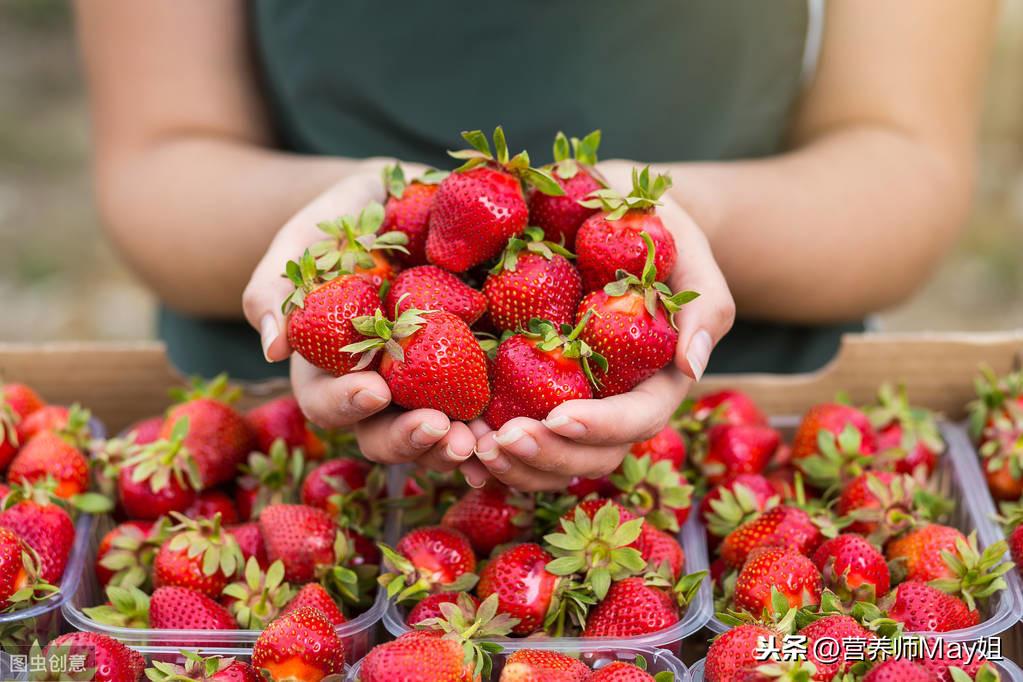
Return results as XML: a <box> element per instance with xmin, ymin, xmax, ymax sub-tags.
<box><xmin>542</xmin><ymin>369</ymin><xmax>689</xmax><ymax>445</ymax></box>
<box><xmin>458</xmin><ymin>458</ymin><xmax>492</xmax><ymax>490</ymax></box>
<box><xmin>354</xmin><ymin>408</ymin><xmax>454</xmax><ymax>465</ymax></box>
<box><xmin>291</xmin><ymin>356</ymin><xmax>392</xmax><ymax>429</ymax></box>
<box><xmin>408</xmin><ymin>421</ymin><xmax>477</xmax><ymax>473</ymax></box>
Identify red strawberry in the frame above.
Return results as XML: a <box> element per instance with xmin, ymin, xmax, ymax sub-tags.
<box><xmin>576</xmin><ymin>233</ymin><xmax>696</xmax><ymax>397</ymax></box>
<box><xmin>149</xmin><ymin>585</ymin><xmax>238</xmax><ymax>631</ymax></box>
<box><xmin>635</xmin><ymin>525</ymin><xmax>685</xmax><ymax>579</ymax></box>
<box><xmin>869</xmin><ymin>383</ymin><xmax>943</xmax><ymax>476</ymax></box>
<box><xmin>483</xmin><ymin>228</ymin><xmax>582</xmax><ymax>332</ymax></box>
<box><xmin>835</xmin><ymin>471</ymin><xmax>923</xmax><ymax>540</ymax></box>
<box><xmin>426</xmin><ymin>127</ymin><xmax>564</xmax><ymax>273</ymax></box>
<box><xmin>914</xmin><ymin>650</ymin><xmax>988</xmax><ymax>682</ymax></box>
<box><xmin>252</xmin><ymin>606</ymin><xmax>346</xmax><ymax>681</ymax></box>
<box><xmin>186</xmin><ymin>489</ymin><xmax>239</xmax><ymax>524</ymax></box>
<box><xmin>246</xmin><ymin>395</ymin><xmax>326</xmax><ymax>461</ymax></box>
<box><xmin>0</xmin><ymin>383</ymin><xmax>44</xmax><ymax>469</ymax></box>
<box><xmin>574</xmin><ymin>167</ymin><xmax>677</xmax><ymax>293</ymax></box>
<box><xmin>95</xmin><ymin>520</ymin><xmax>159</xmax><ymax>589</ymax></box>
<box><xmin>387</xmin><ymin>265</ymin><xmax>487</xmax><ymax>326</ymax></box>
<box><xmin>300</xmin><ymin>456</ymin><xmax>371</xmax><ymax>515</ymax></box>
<box><xmin>281</xmin><ymin>582</ymin><xmax>347</xmax><ymax>626</ymax></box>
<box><xmin>360</xmin><ymin>630</ymin><xmax>468</xmax><ymax>682</ymax></box>
<box><xmin>125</xmin><ymin>416</ymin><xmax>163</xmax><ymax>445</ymax></box>
<box><xmin>382</xmin><ymin>163</ymin><xmax>444</xmax><ymax>267</ymax></box>
<box><xmin>1</xmin><ymin>382</ymin><xmax>44</xmax><ymax>419</ymax></box>
<box><xmin>692</xmin><ymin>389</ymin><xmax>768</xmax><ymax>427</ymax></box>
<box><xmin>45</xmin><ymin>632</ymin><xmax>145</xmax><ymax>682</ymax></box>
<box><xmin>441</xmin><ymin>486</ymin><xmax>532</xmax><ymax>556</ymax></box>
<box><xmin>477</xmin><ymin>543</ymin><xmax>558</xmax><ymax>635</ymax></box>
<box><xmin>406</xmin><ymin>592</ymin><xmax>478</xmax><ymax>627</ymax></box>
<box><xmin>283</xmin><ymin>250</ymin><xmax>384</xmax><ymax>377</ymax></box>
<box><xmin>587</xmin><ymin>661</ymin><xmax>657</xmax><ymax>682</ymax></box>
<box><xmin>699</xmin><ymin>424</ymin><xmax>779</xmax><ymax>485</ymax></box>
<box><xmin>8</xmin><ymin>405</ymin><xmax>91</xmax><ymax>498</ymax></box>
<box><xmin>970</xmin><ymin>369</ymin><xmax>1023</xmax><ymax>500</ymax></box>
<box><xmin>0</xmin><ymin>489</ymin><xmax>75</xmax><ymax>583</ymax></box>
<box><xmin>154</xmin><ymin>513</ymin><xmax>243</xmax><ymax>599</ymax></box>
<box><xmin>227</xmin><ymin>522</ymin><xmax>268</xmax><ymax>569</ymax></box>
<box><xmin>704</xmin><ymin>624</ymin><xmax>782</xmax><ymax>682</ymax></box>
<box><xmin>482</xmin><ymin>316</ymin><xmax>605</xmax><ymax>429</ymax></box>
<box><xmin>630</xmin><ymin>425</ymin><xmax>686</xmax><ymax>470</ymax></box>
<box><xmin>527</xmin><ymin>130</ymin><xmax>604</xmax><ymax>249</ymax></box>
<box><xmin>116</xmin><ymin>431</ymin><xmax>201</xmax><ymax>521</ymax></box>
<box><xmin>499</xmin><ymin>649</ymin><xmax>590</xmax><ymax>682</ymax></box>
<box><xmin>720</xmin><ymin>505</ymin><xmax>824</xmax><ymax>570</ymax></box>
<box><xmin>863</xmin><ymin>659</ymin><xmax>933</xmax><ymax>682</ymax></box>
<box><xmin>344</xmin><ymin>308</ymin><xmax>491</xmax><ymax>421</ymax></box>
<box><xmin>0</xmin><ymin>526</ymin><xmax>51</xmax><ymax>609</ymax></box>
<box><xmin>610</xmin><ymin>454</ymin><xmax>693</xmax><ymax>532</ymax></box>
<box><xmin>812</xmin><ymin>533</ymin><xmax>890</xmax><ymax>603</ymax></box>
<box><xmin>791</xmin><ymin>403</ymin><xmax>878</xmax><ymax>486</ymax></box>
<box><xmin>236</xmin><ymin>439</ymin><xmax>304</xmax><ymax>521</ymax></box>
<box><xmin>798</xmin><ymin>615</ymin><xmax>874</xmax><ymax>681</ymax></box>
<box><xmin>699</xmin><ymin>474</ymin><xmax>779</xmax><ymax>539</ymax></box>
<box><xmin>308</xmin><ymin>201</ymin><xmax>407</xmax><ymax>288</ymax></box>
<box><xmin>886</xmin><ymin>523</ymin><xmax>966</xmax><ymax>583</ymax></box>
<box><xmin>883</xmin><ymin>581</ymin><xmax>979</xmax><ymax>632</ymax></box>
<box><xmin>379</xmin><ymin>525</ymin><xmax>477</xmax><ymax>602</ymax></box>
<box><xmin>733</xmin><ymin>546</ymin><xmax>823</xmax><ymax>615</ymax></box>
<box><xmin>582</xmin><ymin>576</ymin><xmax>679</xmax><ymax>637</ymax></box>
<box><xmin>16</xmin><ymin>404</ymin><xmax>72</xmax><ymax>442</ymax></box>
<box><xmin>143</xmin><ymin>652</ymin><xmax>261</xmax><ymax>682</ymax></box>
<box><xmin>258</xmin><ymin>503</ymin><xmax>340</xmax><ymax>584</ymax></box>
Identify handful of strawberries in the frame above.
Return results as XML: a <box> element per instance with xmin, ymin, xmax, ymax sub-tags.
<box><xmin>282</xmin><ymin>127</ymin><xmax>698</xmax><ymax>425</ymax></box>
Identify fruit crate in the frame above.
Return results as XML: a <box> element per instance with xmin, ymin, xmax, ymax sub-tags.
<box><xmin>702</xmin><ymin>421</ymin><xmax>1023</xmax><ymax>641</ymax></box>
<box><xmin>688</xmin><ymin>656</ymin><xmax>1023</xmax><ymax>682</ymax></box>
<box><xmin>380</xmin><ymin>496</ymin><xmax>713</xmax><ymax>649</ymax></box>
<box><xmin>347</xmin><ymin>643</ymin><xmax>690</xmax><ymax>681</ymax></box>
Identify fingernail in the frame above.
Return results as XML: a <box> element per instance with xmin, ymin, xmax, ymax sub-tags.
<box><xmin>411</xmin><ymin>422</ymin><xmax>449</xmax><ymax>446</ymax></box>
<box><xmin>466</xmin><ymin>473</ymin><xmax>487</xmax><ymax>489</ymax></box>
<box><xmin>445</xmin><ymin>444</ymin><xmax>471</xmax><ymax>462</ymax></box>
<box><xmin>495</xmin><ymin>427</ymin><xmax>539</xmax><ymax>458</ymax></box>
<box><xmin>686</xmin><ymin>329</ymin><xmax>713</xmax><ymax>381</ymax></box>
<box><xmin>543</xmin><ymin>415</ymin><xmax>586</xmax><ymax>438</ymax></box>
<box><xmin>352</xmin><ymin>390</ymin><xmax>388</xmax><ymax>411</ymax></box>
<box><xmin>475</xmin><ymin>448</ymin><xmax>498</xmax><ymax>463</ymax></box>
<box><xmin>487</xmin><ymin>454</ymin><xmax>512</xmax><ymax>474</ymax></box>
<box><xmin>260</xmin><ymin>315</ymin><xmax>278</xmax><ymax>362</ymax></box>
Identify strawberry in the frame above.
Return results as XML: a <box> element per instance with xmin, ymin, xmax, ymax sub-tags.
<box><xmin>482</xmin><ymin>316</ymin><xmax>605</xmax><ymax>429</ymax></box>
<box><xmin>720</xmin><ymin>505</ymin><xmax>825</xmax><ymax>570</ymax></box>
<box><xmin>221</xmin><ymin>557</ymin><xmax>293</xmax><ymax>629</ymax></box>
<box><xmin>797</xmin><ymin>615</ymin><xmax>874</xmax><ymax>681</ymax></box>
<box><xmin>863</xmin><ymin>659</ymin><xmax>933</xmax><ymax>682</ymax></box>
<box><xmin>692</xmin><ymin>389</ymin><xmax>768</xmax><ymax>427</ymax></box>
<box><xmin>587</xmin><ymin>661</ymin><xmax>659</xmax><ymax>682</ymax></box>
<box><xmin>16</xmin><ymin>403</ymin><xmax>72</xmax><ymax>442</ymax></box>
<box><xmin>379</xmin><ymin>525</ymin><xmax>478</xmax><ymax>603</ymax></box>
<box><xmin>258</xmin><ymin>503</ymin><xmax>341</xmax><ymax>584</ymax></box>
<box><xmin>359</xmin><ymin>630</ymin><xmax>469</xmax><ymax>682</ymax></box>
<box><xmin>186</xmin><ymin>489</ymin><xmax>240</xmax><ymax>524</ymax></box>
<box><xmin>246</xmin><ymin>395</ymin><xmax>326</xmax><ymax>461</ymax></box>
<box><xmin>699</xmin><ymin>474</ymin><xmax>779</xmax><ymax>539</ymax></box>
<box><xmin>426</xmin><ymin>127</ymin><xmax>564</xmax><ymax>273</ymax></box>
<box><xmin>834</xmin><ymin>471</ymin><xmax>939</xmax><ymax>542</ymax></box>
<box><xmin>160</xmin><ymin>375</ymin><xmax>256</xmax><ymax>489</ymax></box>
<box><xmin>153</xmin><ymin>512</ymin><xmax>244</xmax><ymax>599</ymax></box>
<box><xmin>387</xmin><ymin>265</ymin><xmax>487</xmax><ymax>326</ymax></box>
<box><xmin>95</xmin><ymin>520</ymin><xmax>159</xmax><ymax>589</ymax></box>
<box><xmin>381</xmin><ymin>163</ymin><xmax>444</xmax><ymax>267</ymax></box>
<box><xmin>477</xmin><ymin>542</ymin><xmax>558</xmax><ymax>635</ymax></box>
<box><xmin>704</xmin><ymin>624</ymin><xmax>782</xmax><ymax>682</ymax></box>
<box><xmin>483</xmin><ymin>227</ymin><xmax>582</xmax><ymax>332</ymax></box>
<box><xmin>733</xmin><ymin>546</ymin><xmax>823</xmax><ymax>616</ymax></box>
<box><xmin>236</xmin><ymin>439</ymin><xmax>304</xmax><ymax>520</ymax></box>
<box><xmin>498</xmin><ymin>649</ymin><xmax>590</xmax><ymax>682</ymax></box>
<box><xmin>791</xmin><ymin>403</ymin><xmax>878</xmax><ymax>485</ymax></box>
<box><xmin>308</xmin><ymin>200</ymin><xmax>408</xmax><ymax>288</ymax></box>
<box><xmin>885</xmin><ymin>523</ymin><xmax>965</xmax><ymax>583</ymax></box>
<box><xmin>635</xmin><ymin>525</ymin><xmax>685</xmax><ymax>579</ymax></box>
<box><xmin>281</xmin><ymin>581</ymin><xmax>347</xmax><ymax>626</ymax></box>
<box><xmin>83</xmin><ymin>584</ymin><xmax>151</xmax><ymax>629</ymax></box>
<box><xmin>581</xmin><ymin>572</ymin><xmax>704</xmax><ymax>638</ymax></box>
<box><xmin>630</xmin><ymin>425</ymin><xmax>686</xmax><ymax>470</ymax></box>
<box><xmin>610</xmin><ymin>454</ymin><xmax>693</xmax><ymax>532</ymax></box>
<box><xmin>44</xmin><ymin>632</ymin><xmax>145</xmax><ymax>682</ymax></box>
<box><xmin>914</xmin><ymin>652</ymin><xmax>991</xmax><ymax>682</ymax></box>
<box><xmin>300</xmin><ymin>457</ymin><xmax>370</xmax><ymax>515</ymax></box>
<box><xmin>8</xmin><ymin>405</ymin><xmax>91</xmax><ymax>498</ymax></box>
<box><xmin>441</xmin><ymin>486</ymin><xmax>533</xmax><ymax>556</ymax></box>
<box><xmin>698</xmin><ymin>424</ymin><xmax>780</xmax><ymax>485</ymax></box>
<box><xmin>144</xmin><ymin>652</ymin><xmax>261</xmax><ymax>682</ymax></box>
<box><xmin>148</xmin><ymin>585</ymin><xmax>238</xmax><ymax>631</ymax></box>
<box><xmin>282</xmin><ymin>250</ymin><xmax>384</xmax><ymax>377</ymax></box>
<box><xmin>812</xmin><ymin>533</ymin><xmax>890</xmax><ymax>604</ymax></box>
<box><xmin>970</xmin><ymin>369</ymin><xmax>1023</xmax><ymax>500</ymax></box>
<box><xmin>227</xmin><ymin>522</ymin><xmax>268</xmax><ymax>569</ymax></box>
<box><xmin>252</xmin><ymin>606</ymin><xmax>346</xmax><ymax>681</ymax></box>
<box><xmin>526</xmin><ymin>131</ymin><xmax>604</xmax><ymax>248</ymax></box>
<box><xmin>869</xmin><ymin>383</ymin><xmax>944</xmax><ymax>476</ymax></box>
<box><xmin>0</xmin><ymin>526</ymin><xmax>53</xmax><ymax>609</ymax></box>
<box><xmin>576</xmin><ymin>233</ymin><xmax>697</xmax><ymax>397</ymax></box>
<box><xmin>883</xmin><ymin>581</ymin><xmax>979</xmax><ymax>632</ymax></box>
<box><xmin>575</xmin><ymin>167</ymin><xmax>677</xmax><ymax>292</ymax></box>
<box><xmin>125</xmin><ymin>416</ymin><xmax>163</xmax><ymax>445</ymax></box>
<box><xmin>343</xmin><ymin>307</ymin><xmax>491</xmax><ymax>421</ymax></box>
<box><xmin>0</xmin><ymin>487</ymin><xmax>75</xmax><ymax>584</ymax></box>
<box><xmin>406</xmin><ymin>592</ymin><xmax>478</xmax><ymax>627</ymax></box>
<box><xmin>0</xmin><ymin>382</ymin><xmax>44</xmax><ymax>469</ymax></box>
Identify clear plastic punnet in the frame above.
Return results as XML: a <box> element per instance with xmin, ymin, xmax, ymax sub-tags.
<box><xmin>689</xmin><ymin>656</ymin><xmax>1023</xmax><ymax>682</ymax></box>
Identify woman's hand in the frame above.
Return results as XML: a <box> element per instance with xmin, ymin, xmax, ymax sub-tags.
<box><xmin>242</xmin><ymin>159</ymin><xmax>476</xmax><ymax>471</ymax></box>
<box><xmin>462</xmin><ymin>160</ymin><xmax>735</xmax><ymax>491</ymax></box>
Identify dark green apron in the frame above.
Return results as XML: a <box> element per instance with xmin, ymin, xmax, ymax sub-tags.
<box><xmin>160</xmin><ymin>0</ymin><xmax>863</xmax><ymax>380</ymax></box>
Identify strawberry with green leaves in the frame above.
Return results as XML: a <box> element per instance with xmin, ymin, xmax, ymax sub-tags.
<box><xmin>581</xmin><ymin>572</ymin><xmax>705</xmax><ymax>638</ymax></box>
<box><xmin>0</xmin><ymin>382</ymin><xmax>44</xmax><ymax>469</ymax></box>
<box><xmin>869</xmin><ymin>383</ymin><xmax>945</xmax><ymax>476</ymax></box>
<box><xmin>791</xmin><ymin>403</ymin><xmax>877</xmax><ymax>477</ymax></box>
<box><xmin>95</xmin><ymin>520</ymin><xmax>163</xmax><ymax>590</ymax></box>
<box><xmin>527</xmin><ymin>130</ymin><xmax>605</xmax><ymax>249</ymax></box>
<box><xmin>498</xmin><ymin>649</ymin><xmax>590</xmax><ymax>682</ymax></box>
<box><xmin>246</xmin><ymin>395</ymin><xmax>326</xmax><ymax>461</ymax></box>
<box><xmin>221</xmin><ymin>557</ymin><xmax>293</xmax><ymax>629</ymax></box>
<box><xmin>835</xmin><ymin>471</ymin><xmax>944</xmax><ymax>542</ymax></box>
<box><xmin>881</xmin><ymin>581</ymin><xmax>979</xmax><ymax>632</ymax></box>
<box><xmin>258</xmin><ymin>503</ymin><xmax>355</xmax><ymax>591</ymax></box>
<box><xmin>698</xmin><ymin>424</ymin><xmax>780</xmax><ymax>486</ymax></box>
<box><xmin>732</xmin><ymin>547</ymin><xmax>823</xmax><ymax>616</ymax></box>
<box><xmin>309</xmin><ymin>201</ymin><xmax>408</xmax><ymax>288</ymax></box>
<box><xmin>609</xmin><ymin>453</ymin><xmax>693</xmax><ymax>532</ymax></box>
<box><xmin>379</xmin><ymin>525</ymin><xmax>478</xmax><ymax>603</ymax></box>
<box><xmin>8</xmin><ymin>404</ymin><xmax>92</xmax><ymax>499</ymax></box>
<box><xmin>704</xmin><ymin>624</ymin><xmax>782</xmax><ymax>682</ymax></box>
<box><xmin>700</xmin><ymin>474</ymin><xmax>779</xmax><ymax>540</ymax></box>
<box><xmin>629</xmin><ymin>425</ymin><xmax>687</xmax><ymax>470</ymax></box>
<box><xmin>43</xmin><ymin>633</ymin><xmax>145</xmax><ymax>682</ymax></box>
<box><xmin>252</xmin><ymin>606</ymin><xmax>346</xmax><ymax>681</ymax></box>
<box><xmin>83</xmin><ymin>584</ymin><xmax>151</xmax><ymax>629</ymax></box>
<box><xmin>719</xmin><ymin>505</ymin><xmax>827</xmax><ymax>570</ymax></box>
<box><xmin>386</xmin><ymin>265</ymin><xmax>488</xmax><ymax>326</ymax></box>
<box><xmin>281</xmin><ymin>581</ymin><xmax>347</xmax><ymax>626</ymax></box>
<box><xmin>235</xmin><ymin>438</ymin><xmax>305</xmax><ymax>521</ymax></box>
<box><xmin>969</xmin><ymin>368</ymin><xmax>1023</xmax><ymax>500</ymax></box>
<box><xmin>588</xmin><ymin>659</ymin><xmax>671</xmax><ymax>682</ymax></box>
<box><xmin>144</xmin><ymin>651</ymin><xmax>261</xmax><ymax>682</ymax></box>
<box><xmin>0</xmin><ymin>526</ymin><xmax>55</xmax><ymax>610</ymax></box>
<box><xmin>426</xmin><ymin>127</ymin><xmax>564</xmax><ymax>273</ymax></box>
<box><xmin>153</xmin><ymin>512</ymin><xmax>243</xmax><ymax>599</ymax></box>
<box><xmin>477</xmin><ymin>542</ymin><xmax>558</xmax><ymax>636</ymax></box>
<box><xmin>796</xmin><ymin>614</ymin><xmax>874</xmax><ymax>681</ymax></box>
<box><xmin>0</xmin><ymin>482</ymin><xmax>83</xmax><ymax>584</ymax></box>
<box><xmin>812</xmin><ymin>533</ymin><xmax>890</xmax><ymax>604</ymax></box>
<box><xmin>381</xmin><ymin>163</ymin><xmax>446</xmax><ymax>267</ymax></box>
<box><xmin>148</xmin><ymin>585</ymin><xmax>237</xmax><ymax>632</ymax></box>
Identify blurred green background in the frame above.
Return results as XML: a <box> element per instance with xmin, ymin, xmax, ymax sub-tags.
<box><xmin>0</xmin><ymin>1</ymin><xmax>1021</xmax><ymax>343</ymax></box>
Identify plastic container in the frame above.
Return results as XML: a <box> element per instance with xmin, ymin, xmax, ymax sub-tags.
<box><xmin>348</xmin><ymin>643</ymin><xmax>689</xmax><ymax>681</ymax></box>
<box><xmin>703</xmin><ymin>422</ymin><xmax>1023</xmax><ymax>641</ymax></box>
<box><xmin>381</xmin><ymin>496</ymin><xmax>713</xmax><ymax>649</ymax></box>
<box><xmin>689</xmin><ymin>657</ymin><xmax>1023</xmax><ymax>682</ymax></box>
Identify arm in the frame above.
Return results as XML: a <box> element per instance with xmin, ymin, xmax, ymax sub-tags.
<box><xmin>634</xmin><ymin>0</ymin><xmax>996</xmax><ymax>323</ymax></box>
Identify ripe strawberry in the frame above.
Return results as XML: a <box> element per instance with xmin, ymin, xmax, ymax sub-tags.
<box><xmin>477</xmin><ymin>542</ymin><xmax>557</xmax><ymax>635</ymax></box>
<box><xmin>153</xmin><ymin>512</ymin><xmax>243</xmax><ymax>599</ymax></box>
<box><xmin>582</xmin><ymin>576</ymin><xmax>678</xmax><ymax>637</ymax></box>
<box><xmin>610</xmin><ymin>454</ymin><xmax>693</xmax><ymax>532</ymax></box>
<box><xmin>379</xmin><ymin>525</ymin><xmax>477</xmax><ymax>602</ymax></box>
<box><xmin>227</xmin><ymin>522</ymin><xmax>268</xmax><ymax>569</ymax></box>
<box><xmin>0</xmin><ymin>526</ymin><xmax>52</xmax><ymax>609</ymax></box>
<box><xmin>186</xmin><ymin>489</ymin><xmax>240</xmax><ymax>524</ymax></box>
<box><xmin>309</xmin><ymin>200</ymin><xmax>408</xmax><ymax>288</ymax></box>
<box><xmin>252</xmin><ymin>606</ymin><xmax>346</xmax><ymax>680</ymax></box>
<box><xmin>483</xmin><ymin>227</ymin><xmax>582</xmax><ymax>332</ymax></box>
<box><xmin>258</xmin><ymin>503</ymin><xmax>341</xmax><ymax>584</ymax></box>
<box><xmin>125</xmin><ymin>416</ymin><xmax>163</xmax><ymax>445</ymax></box>
<box><xmin>0</xmin><ymin>382</ymin><xmax>44</xmax><ymax>419</ymax></box>
<box><xmin>499</xmin><ymin>649</ymin><xmax>590</xmax><ymax>682</ymax></box>
<box><xmin>426</xmin><ymin>127</ymin><xmax>564</xmax><ymax>273</ymax></box>
<box><xmin>869</xmin><ymin>383</ymin><xmax>944</xmax><ymax>476</ymax></box>
<box><xmin>160</xmin><ymin>375</ymin><xmax>256</xmax><ymax>489</ymax></box>
<box><xmin>441</xmin><ymin>486</ymin><xmax>533</xmax><ymax>556</ymax></box>
<box><xmin>575</xmin><ymin>167</ymin><xmax>677</xmax><ymax>292</ymax></box>
<box><xmin>699</xmin><ymin>474</ymin><xmax>779</xmax><ymax>539</ymax></box>
<box><xmin>886</xmin><ymin>523</ymin><xmax>965</xmax><ymax>583</ymax></box>
<box><xmin>95</xmin><ymin>520</ymin><xmax>160</xmax><ymax>589</ymax></box>
<box><xmin>791</xmin><ymin>403</ymin><xmax>878</xmax><ymax>484</ymax></box>
<box><xmin>733</xmin><ymin>546</ymin><xmax>823</xmax><ymax>616</ymax></box>
<box><xmin>812</xmin><ymin>533</ymin><xmax>890</xmax><ymax>603</ymax></box>
<box><xmin>576</xmin><ymin>233</ymin><xmax>697</xmax><ymax>397</ymax></box>
<box><xmin>635</xmin><ymin>525</ymin><xmax>685</xmax><ymax>579</ymax></box>
<box><xmin>406</xmin><ymin>592</ymin><xmax>478</xmax><ymax>627</ymax></box>
<box><xmin>281</xmin><ymin>581</ymin><xmax>346</xmax><ymax>626</ymax></box>
<box><xmin>387</xmin><ymin>265</ymin><xmax>487</xmax><ymax>326</ymax></box>
<box><xmin>8</xmin><ymin>406</ymin><xmax>91</xmax><ymax>498</ymax></box>
<box><xmin>699</xmin><ymin>424</ymin><xmax>780</xmax><ymax>485</ymax></box>
<box><xmin>834</xmin><ymin>471</ymin><xmax>933</xmax><ymax>541</ymax></box>
<box><xmin>720</xmin><ymin>505</ymin><xmax>824</xmax><ymax>570</ymax></box>
<box><xmin>704</xmin><ymin>624</ymin><xmax>782</xmax><ymax>682</ymax></box>
<box><xmin>45</xmin><ymin>632</ymin><xmax>145</xmax><ymax>682</ymax></box>
<box><xmin>246</xmin><ymin>395</ymin><xmax>326</xmax><ymax>461</ymax></box>
<box><xmin>0</xmin><ymin>382</ymin><xmax>44</xmax><ymax>469</ymax></box>
<box><xmin>382</xmin><ymin>163</ymin><xmax>444</xmax><ymax>267</ymax></box>
<box><xmin>883</xmin><ymin>581</ymin><xmax>979</xmax><ymax>632</ymax></box>
<box><xmin>236</xmin><ymin>439</ymin><xmax>304</xmax><ymax>520</ymax></box>
<box><xmin>344</xmin><ymin>307</ymin><xmax>490</xmax><ymax>420</ymax></box>
<box><xmin>692</xmin><ymin>389</ymin><xmax>769</xmax><ymax>427</ymax></box>
<box><xmin>528</xmin><ymin>131</ymin><xmax>604</xmax><ymax>249</ymax></box>
<box><xmin>630</xmin><ymin>425</ymin><xmax>686</xmax><ymax>470</ymax></box>
<box><xmin>914</xmin><ymin>652</ymin><xmax>989</xmax><ymax>682</ymax></box>
<box><xmin>16</xmin><ymin>403</ymin><xmax>72</xmax><ymax>442</ymax></box>
<box><xmin>483</xmin><ymin>316</ymin><xmax>605</xmax><ymax>429</ymax></box>
<box><xmin>0</xmin><ymin>487</ymin><xmax>75</xmax><ymax>583</ymax></box>
<box><xmin>970</xmin><ymin>369</ymin><xmax>1023</xmax><ymax>500</ymax></box>
<box><xmin>587</xmin><ymin>661</ymin><xmax>658</xmax><ymax>682</ymax></box>
<box><xmin>798</xmin><ymin>615</ymin><xmax>874</xmax><ymax>681</ymax></box>
<box><xmin>360</xmin><ymin>630</ymin><xmax>468</xmax><ymax>682</ymax></box>
<box><xmin>300</xmin><ymin>456</ymin><xmax>371</xmax><ymax>515</ymax></box>
<box><xmin>863</xmin><ymin>659</ymin><xmax>933</xmax><ymax>682</ymax></box>
<box><xmin>148</xmin><ymin>585</ymin><xmax>238</xmax><ymax>631</ymax></box>
<box><xmin>283</xmin><ymin>250</ymin><xmax>384</xmax><ymax>377</ymax></box>
<box><xmin>221</xmin><ymin>557</ymin><xmax>294</xmax><ymax>629</ymax></box>
<box><xmin>144</xmin><ymin>652</ymin><xmax>261</xmax><ymax>682</ymax></box>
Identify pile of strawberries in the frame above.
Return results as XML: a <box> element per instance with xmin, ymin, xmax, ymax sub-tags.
<box><xmin>284</xmin><ymin>127</ymin><xmax>697</xmax><ymax>423</ymax></box>
<box><xmin>689</xmin><ymin>388</ymin><xmax>1012</xmax><ymax>681</ymax></box>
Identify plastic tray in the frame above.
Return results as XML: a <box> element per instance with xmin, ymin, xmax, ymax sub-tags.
<box><xmin>348</xmin><ymin>643</ymin><xmax>689</xmax><ymax>681</ymax></box>
<box><xmin>381</xmin><ymin>491</ymin><xmax>713</xmax><ymax>650</ymax></box>
<box><xmin>689</xmin><ymin>656</ymin><xmax>1022</xmax><ymax>681</ymax></box>
<box><xmin>703</xmin><ymin>422</ymin><xmax>1023</xmax><ymax>641</ymax></box>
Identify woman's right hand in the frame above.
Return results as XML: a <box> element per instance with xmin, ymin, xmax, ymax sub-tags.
<box><xmin>241</xmin><ymin>159</ymin><xmax>476</xmax><ymax>472</ymax></box>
